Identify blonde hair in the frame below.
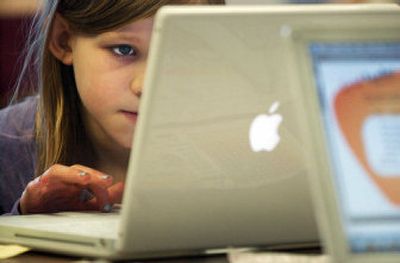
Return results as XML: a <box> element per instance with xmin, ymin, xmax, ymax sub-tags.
<box><xmin>14</xmin><ymin>0</ymin><xmax>224</xmax><ymax>176</ymax></box>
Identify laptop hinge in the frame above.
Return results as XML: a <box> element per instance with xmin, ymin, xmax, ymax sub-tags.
<box><xmin>205</xmin><ymin>247</ymin><xmax>256</xmax><ymax>255</ymax></box>
<box><xmin>15</xmin><ymin>233</ymin><xmax>96</xmax><ymax>247</ymax></box>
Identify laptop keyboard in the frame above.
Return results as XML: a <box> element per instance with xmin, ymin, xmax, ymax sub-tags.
<box><xmin>2</xmin><ymin>211</ymin><xmax>120</xmax><ymax>240</ymax></box>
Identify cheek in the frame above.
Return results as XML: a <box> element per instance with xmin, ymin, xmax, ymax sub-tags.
<box><xmin>71</xmin><ymin>48</ymin><xmax>134</xmax><ymax>121</ymax></box>
<box><xmin>74</xmin><ymin>65</ymin><xmax>122</xmax><ymax>114</ymax></box>
<box><xmin>79</xmin><ymin>77</ymin><xmax>110</xmax><ymax>106</ymax></box>
<box><xmin>73</xmin><ymin>51</ymin><xmax>114</xmax><ymax>103</ymax></box>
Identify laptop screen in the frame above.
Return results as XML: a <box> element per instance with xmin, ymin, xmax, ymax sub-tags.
<box><xmin>309</xmin><ymin>41</ymin><xmax>400</xmax><ymax>253</ymax></box>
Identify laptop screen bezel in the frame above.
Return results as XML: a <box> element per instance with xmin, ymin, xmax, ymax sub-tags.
<box><xmin>289</xmin><ymin>26</ymin><xmax>400</xmax><ymax>263</ymax></box>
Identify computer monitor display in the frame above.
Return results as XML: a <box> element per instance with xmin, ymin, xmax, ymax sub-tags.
<box><xmin>310</xmin><ymin>42</ymin><xmax>400</xmax><ymax>253</ymax></box>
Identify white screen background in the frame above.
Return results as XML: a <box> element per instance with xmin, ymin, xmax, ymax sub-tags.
<box><xmin>315</xmin><ymin>59</ymin><xmax>400</xmax><ymax>219</ymax></box>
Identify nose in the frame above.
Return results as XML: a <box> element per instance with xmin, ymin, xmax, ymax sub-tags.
<box><xmin>130</xmin><ymin>64</ymin><xmax>146</xmax><ymax>97</ymax></box>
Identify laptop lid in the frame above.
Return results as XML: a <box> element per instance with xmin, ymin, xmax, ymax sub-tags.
<box><xmin>117</xmin><ymin>5</ymin><xmax>324</xmax><ymax>257</ymax></box>
<box><xmin>7</xmin><ymin>5</ymin><xmax>398</xmax><ymax>260</ymax></box>
<box><xmin>287</xmin><ymin>4</ymin><xmax>400</xmax><ymax>263</ymax></box>
<box><xmin>0</xmin><ymin>5</ymin><xmax>321</xmax><ymax>260</ymax></box>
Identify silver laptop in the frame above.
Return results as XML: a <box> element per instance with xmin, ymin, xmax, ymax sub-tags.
<box><xmin>6</xmin><ymin>4</ymin><xmax>394</xmax><ymax>260</ymax></box>
<box><xmin>281</xmin><ymin>3</ymin><xmax>400</xmax><ymax>263</ymax></box>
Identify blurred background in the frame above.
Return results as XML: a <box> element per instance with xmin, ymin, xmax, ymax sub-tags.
<box><xmin>0</xmin><ymin>0</ymin><xmax>42</xmax><ymax>107</ymax></box>
<box><xmin>0</xmin><ymin>0</ymin><xmax>398</xmax><ymax>108</ymax></box>
<box><xmin>228</xmin><ymin>0</ymin><xmax>397</xmax><ymax>3</ymax></box>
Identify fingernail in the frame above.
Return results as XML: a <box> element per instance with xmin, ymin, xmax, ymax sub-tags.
<box><xmin>102</xmin><ymin>204</ymin><xmax>112</xmax><ymax>213</ymax></box>
<box><xmin>101</xmin><ymin>174</ymin><xmax>111</xmax><ymax>180</ymax></box>
<box><xmin>79</xmin><ymin>189</ymin><xmax>94</xmax><ymax>202</ymax></box>
<box><xmin>79</xmin><ymin>171</ymin><xmax>88</xmax><ymax>177</ymax></box>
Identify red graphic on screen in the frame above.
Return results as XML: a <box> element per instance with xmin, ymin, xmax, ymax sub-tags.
<box><xmin>334</xmin><ymin>71</ymin><xmax>400</xmax><ymax>205</ymax></box>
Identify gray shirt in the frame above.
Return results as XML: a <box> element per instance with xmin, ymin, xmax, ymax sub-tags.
<box><xmin>0</xmin><ymin>96</ymin><xmax>36</xmax><ymax>215</ymax></box>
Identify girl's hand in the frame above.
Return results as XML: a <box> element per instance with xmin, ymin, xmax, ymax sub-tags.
<box><xmin>19</xmin><ymin>164</ymin><xmax>122</xmax><ymax>214</ymax></box>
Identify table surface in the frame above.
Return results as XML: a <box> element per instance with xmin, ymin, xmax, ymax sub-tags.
<box><xmin>3</xmin><ymin>251</ymin><xmax>230</xmax><ymax>263</ymax></box>
<box><xmin>3</xmin><ymin>246</ymin><xmax>323</xmax><ymax>263</ymax></box>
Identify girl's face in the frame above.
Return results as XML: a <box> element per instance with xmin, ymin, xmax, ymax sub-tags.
<box><xmin>68</xmin><ymin>18</ymin><xmax>154</xmax><ymax>150</ymax></box>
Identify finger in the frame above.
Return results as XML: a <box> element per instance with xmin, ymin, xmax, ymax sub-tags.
<box><xmin>40</xmin><ymin>164</ymin><xmax>113</xmax><ymax>188</ymax></box>
<box><xmin>21</xmin><ymin>180</ymin><xmax>81</xmax><ymax>214</ymax></box>
<box><xmin>45</xmin><ymin>185</ymin><xmax>106</xmax><ymax>213</ymax></box>
<box><xmin>75</xmin><ymin>201</ymin><xmax>98</xmax><ymax>212</ymax></box>
<box><xmin>108</xmin><ymin>182</ymin><xmax>125</xmax><ymax>204</ymax></box>
<box><xmin>77</xmin><ymin>183</ymin><xmax>124</xmax><ymax>213</ymax></box>
<box><xmin>70</xmin><ymin>164</ymin><xmax>114</xmax><ymax>187</ymax></box>
<box><xmin>78</xmin><ymin>188</ymin><xmax>95</xmax><ymax>203</ymax></box>
<box><xmin>23</xmin><ymin>164</ymin><xmax>115</xmax><ymax>214</ymax></box>
<box><xmin>40</xmin><ymin>164</ymin><xmax>91</xmax><ymax>185</ymax></box>
<box><xmin>80</xmin><ymin>184</ymin><xmax>112</xmax><ymax>213</ymax></box>
<box><xmin>70</xmin><ymin>166</ymin><xmax>114</xmax><ymax>211</ymax></box>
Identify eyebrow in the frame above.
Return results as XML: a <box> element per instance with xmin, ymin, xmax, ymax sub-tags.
<box><xmin>99</xmin><ymin>32</ymin><xmax>142</xmax><ymax>44</ymax></box>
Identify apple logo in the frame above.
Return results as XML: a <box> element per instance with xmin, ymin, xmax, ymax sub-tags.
<box><xmin>249</xmin><ymin>101</ymin><xmax>283</xmax><ymax>152</ymax></box>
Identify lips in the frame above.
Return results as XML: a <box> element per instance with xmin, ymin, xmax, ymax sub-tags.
<box><xmin>120</xmin><ymin>110</ymin><xmax>138</xmax><ymax>123</ymax></box>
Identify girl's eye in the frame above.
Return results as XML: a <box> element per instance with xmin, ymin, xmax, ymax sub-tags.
<box><xmin>111</xmin><ymin>45</ymin><xmax>137</xmax><ymax>57</ymax></box>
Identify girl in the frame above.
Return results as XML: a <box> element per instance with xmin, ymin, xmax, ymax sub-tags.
<box><xmin>0</xmin><ymin>0</ymin><xmax>224</xmax><ymax>215</ymax></box>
